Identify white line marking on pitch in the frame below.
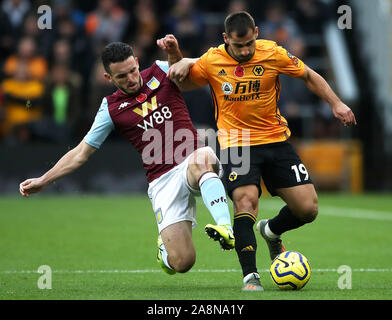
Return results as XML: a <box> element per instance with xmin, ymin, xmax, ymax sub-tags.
<box><xmin>201</xmin><ymin>198</ymin><xmax>392</xmax><ymax>221</ymax></box>
<box><xmin>258</xmin><ymin>201</ymin><xmax>392</xmax><ymax>221</ymax></box>
<box><xmin>1</xmin><ymin>268</ymin><xmax>392</xmax><ymax>274</ymax></box>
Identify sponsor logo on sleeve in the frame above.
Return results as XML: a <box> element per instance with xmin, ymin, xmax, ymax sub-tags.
<box><xmin>286</xmin><ymin>51</ymin><xmax>299</xmax><ymax>67</ymax></box>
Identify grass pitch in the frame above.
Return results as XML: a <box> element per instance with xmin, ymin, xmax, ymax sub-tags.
<box><xmin>1</xmin><ymin>193</ymin><xmax>392</xmax><ymax>300</ymax></box>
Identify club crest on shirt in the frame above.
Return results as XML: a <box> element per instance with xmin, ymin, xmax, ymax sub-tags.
<box><xmin>252</xmin><ymin>65</ymin><xmax>264</xmax><ymax>76</ymax></box>
<box><xmin>147</xmin><ymin>76</ymin><xmax>160</xmax><ymax>90</ymax></box>
<box><xmin>229</xmin><ymin>171</ymin><xmax>238</xmax><ymax>181</ymax></box>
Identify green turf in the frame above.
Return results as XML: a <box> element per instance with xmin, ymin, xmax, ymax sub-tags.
<box><xmin>1</xmin><ymin>193</ymin><xmax>392</xmax><ymax>300</ymax></box>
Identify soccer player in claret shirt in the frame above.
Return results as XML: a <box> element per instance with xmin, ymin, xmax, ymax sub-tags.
<box><xmin>19</xmin><ymin>42</ymin><xmax>235</xmax><ymax>275</ymax></box>
<box><xmin>158</xmin><ymin>11</ymin><xmax>356</xmax><ymax>291</ymax></box>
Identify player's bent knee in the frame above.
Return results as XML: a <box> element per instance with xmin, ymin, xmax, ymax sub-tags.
<box><xmin>300</xmin><ymin>197</ymin><xmax>318</xmax><ymax>223</ymax></box>
<box><xmin>233</xmin><ymin>187</ymin><xmax>259</xmax><ymax>214</ymax></box>
<box><xmin>190</xmin><ymin>149</ymin><xmax>219</xmax><ymax>173</ymax></box>
<box><xmin>235</xmin><ymin>197</ymin><xmax>258</xmax><ymax>214</ymax></box>
<box><xmin>176</xmin><ymin>261</ymin><xmax>195</xmax><ymax>273</ymax></box>
<box><xmin>171</xmin><ymin>254</ymin><xmax>196</xmax><ymax>273</ymax></box>
<box><xmin>168</xmin><ymin>250</ymin><xmax>196</xmax><ymax>273</ymax></box>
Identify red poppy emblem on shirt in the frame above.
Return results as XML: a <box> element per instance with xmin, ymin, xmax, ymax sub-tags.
<box><xmin>234</xmin><ymin>65</ymin><xmax>245</xmax><ymax>78</ymax></box>
<box><xmin>136</xmin><ymin>93</ymin><xmax>147</xmax><ymax>103</ymax></box>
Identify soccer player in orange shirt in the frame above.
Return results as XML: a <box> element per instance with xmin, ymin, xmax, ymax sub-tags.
<box><xmin>158</xmin><ymin>11</ymin><xmax>356</xmax><ymax>291</ymax></box>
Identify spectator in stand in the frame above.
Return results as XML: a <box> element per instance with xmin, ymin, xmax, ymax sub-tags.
<box><xmin>3</xmin><ymin>36</ymin><xmax>48</xmax><ymax>81</ymax></box>
<box><xmin>22</xmin><ymin>13</ymin><xmax>54</xmax><ymax>59</ymax></box>
<box><xmin>228</xmin><ymin>0</ymin><xmax>249</xmax><ymax>14</ymax></box>
<box><xmin>51</xmin><ymin>9</ymin><xmax>93</xmax><ymax>122</ymax></box>
<box><xmin>53</xmin><ymin>0</ymin><xmax>86</xmax><ymax>29</ymax></box>
<box><xmin>160</xmin><ymin>0</ymin><xmax>210</xmax><ymax>130</ymax></box>
<box><xmin>85</xmin><ymin>0</ymin><xmax>128</xmax><ymax>52</ymax></box>
<box><xmin>0</xmin><ymin>61</ymin><xmax>44</xmax><ymax>143</ymax></box>
<box><xmin>0</xmin><ymin>0</ymin><xmax>31</xmax><ymax>62</ymax></box>
<box><xmin>292</xmin><ymin>0</ymin><xmax>331</xmax><ymax>58</ymax></box>
<box><xmin>259</xmin><ymin>1</ymin><xmax>301</xmax><ymax>47</ymax></box>
<box><xmin>50</xmin><ymin>38</ymin><xmax>82</xmax><ymax>89</ymax></box>
<box><xmin>164</xmin><ymin>0</ymin><xmax>205</xmax><ymax>57</ymax></box>
<box><xmin>292</xmin><ymin>0</ymin><xmax>337</xmax><ymax>138</ymax></box>
<box><xmin>86</xmin><ymin>59</ymin><xmax>115</xmax><ymax>125</ymax></box>
<box><xmin>30</xmin><ymin>63</ymin><xmax>81</xmax><ymax>143</ymax></box>
<box><xmin>55</xmin><ymin>16</ymin><xmax>92</xmax><ymax>84</ymax></box>
<box><xmin>123</xmin><ymin>0</ymin><xmax>159</xmax><ymax>69</ymax></box>
<box><xmin>278</xmin><ymin>37</ymin><xmax>316</xmax><ymax>139</ymax></box>
<box><xmin>293</xmin><ymin>0</ymin><xmax>330</xmax><ymax>35</ymax></box>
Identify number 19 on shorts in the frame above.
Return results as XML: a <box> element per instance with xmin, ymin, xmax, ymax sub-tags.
<box><xmin>291</xmin><ymin>164</ymin><xmax>309</xmax><ymax>183</ymax></box>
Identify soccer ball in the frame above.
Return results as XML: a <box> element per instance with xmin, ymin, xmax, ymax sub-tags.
<box><xmin>270</xmin><ymin>251</ymin><xmax>311</xmax><ymax>290</ymax></box>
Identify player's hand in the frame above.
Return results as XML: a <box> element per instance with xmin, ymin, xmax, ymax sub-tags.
<box><xmin>168</xmin><ymin>58</ymin><xmax>194</xmax><ymax>82</ymax></box>
<box><xmin>331</xmin><ymin>102</ymin><xmax>357</xmax><ymax>127</ymax></box>
<box><xmin>19</xmin><ymin>178</ymin><xmax>46</xmax><ymax>197</ymax></box>
<box><xmin>156</xmin><ymin>34</ymin><xmax>179</xmax><ymax>54</ymax></box>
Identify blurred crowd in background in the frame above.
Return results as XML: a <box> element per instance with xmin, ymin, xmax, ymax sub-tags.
<box><xmin>0</xmin><ymin>0</ymin><xmax>340</xmax><ymax>146</ymax></box>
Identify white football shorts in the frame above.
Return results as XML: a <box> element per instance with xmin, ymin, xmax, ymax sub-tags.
<box><xmin>147</xmin><ymin>146</ymin><xmax>222</xmax><ymax>233</ymax></box>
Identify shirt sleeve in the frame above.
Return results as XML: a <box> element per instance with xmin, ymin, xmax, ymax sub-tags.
<box><xmin>84</xmin><ymin>97</ymin><xmax>114</xmax><ymax>149</ymax></box>
<box><xmin>274</xmin><ymin>45</ymin><xmax>305</xmax><ymax>78</ymax></box>
<box><xmin>188</xmin><ymin>50</ymin><xmax>211</xmax><ymax>86</ymax></box>
<box><xmin>156</xmin><ymin>60</ymin><xmax>169</xmax><ymax>74</ymax></box>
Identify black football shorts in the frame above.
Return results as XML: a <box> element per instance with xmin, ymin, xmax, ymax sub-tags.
<box><xmin>221</xmin><ymin>141</ymin><xmax>313</xmax><ymax>199</ymax></box>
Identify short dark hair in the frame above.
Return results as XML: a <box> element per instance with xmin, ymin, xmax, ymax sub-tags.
<box><xmin>224</xmin><ymin>11</ymin><xmax>255</xmax><ymax>37</ymax></box>
<box><xmin>101</xmin><ymin>42</ymin><xmax>134</xmax><ymax>74</ymax></box>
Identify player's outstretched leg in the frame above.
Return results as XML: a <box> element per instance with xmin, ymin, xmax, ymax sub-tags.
<box><xmin>259</xmin><ymin>185</ymin><xmax>318</xmax><ymax>260</ymax></box>
<box><xmin>187</xmin><ymin>147</ymin><xmax>235</xmax><ymax>251</ymax></box>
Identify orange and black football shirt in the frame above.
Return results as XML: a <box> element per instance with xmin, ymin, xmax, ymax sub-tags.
<box><xmin>188</xmin><ymin>39</ymin><xmax>305</xmax><ymax>149</ymax></box>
